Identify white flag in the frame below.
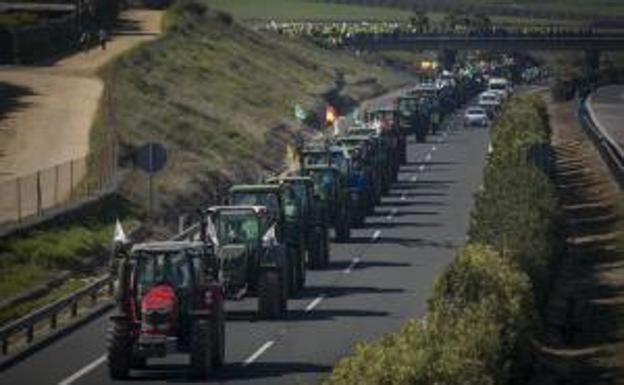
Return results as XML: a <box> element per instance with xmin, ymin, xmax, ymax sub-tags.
<box><xmin>113</xmin><ymin>219</ymin><xmax>128</xmax><ymax>244</ymax></box>
<box><xmin>262</xmin><ymin>225</ymin><xmax>276</xmax><ymax>246</ymax></box>
<box><xmin>207</xmin><ymin>216</ymin><xmax>220</xmax><ymax>247</ymax></box>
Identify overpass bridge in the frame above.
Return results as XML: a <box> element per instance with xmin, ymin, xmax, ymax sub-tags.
<box><xmin>342</xmin><ymin>32</ymin><xmax>624</xmax><ymax>69</ymax></box>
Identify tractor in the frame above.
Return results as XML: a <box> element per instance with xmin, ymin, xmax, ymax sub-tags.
<box><xmin>303</xmin><ymin>164</ymin><xmax>351</xmax><ymax>242</ymax></box>
<box><xmin>229</xmin><ymin>184</ymin><xmax>306</xmax><ymax>293</ymax></box>
<box><xmin>363</xmin><ymin>106</ymin><xmax>405</xmax><ymax>166</ymax></box>
<box><xmin>107</xmin><ymin>239</ymin><xmax>225</xmax><ymax>380</ymax></box>
<box><xmin>204</xmin><ymin>205</ymin><xmax>288</xmax><ymax>319</ymax></box>
<box><xmin>267</xmin><ymin>176</ymin><xmax>330</xmax><ymax>269</ymax></box>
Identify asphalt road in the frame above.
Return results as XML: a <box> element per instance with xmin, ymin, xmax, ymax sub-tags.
<box><xmin>1</xmin><ymin>111</ymin><xmax>490</xmax><ymax>385</ymax></box>
<box><xmin>588</xmin><ymin>85</ymin><xmax>624</xmax><ymax>151</ymax></box>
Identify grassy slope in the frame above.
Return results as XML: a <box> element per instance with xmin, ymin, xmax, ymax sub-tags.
<box><xmin>101</xmin><ymin>0</ymin><xmax>409</xmax><ymax>217</ymax></box>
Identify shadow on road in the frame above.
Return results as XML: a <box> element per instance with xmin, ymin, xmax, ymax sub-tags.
<box><xmin>0</xmin><ymin>81</ymin><xmax>34</xmax><ymax>121</ymax></box>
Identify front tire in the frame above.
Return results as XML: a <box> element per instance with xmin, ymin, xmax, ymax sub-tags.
<box><xmin>189</xmin><ymin>320</ymin><xmax>213</xmax><ymax>379</ymax></box>
<box><xmin>107</xmin><ymin>321</ymin><xmax>133</xmax><ymax>379</ymax></box>
<box><xmin>258</xmin><ymin>268</ymin><xmax>287</xmax><ymax>319</ymax></box>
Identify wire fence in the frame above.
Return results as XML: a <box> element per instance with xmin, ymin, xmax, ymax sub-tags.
<box><xmin>0</xmin><ymin>152</ymin><xmax>117</xmax><ymax>228</ymax></box>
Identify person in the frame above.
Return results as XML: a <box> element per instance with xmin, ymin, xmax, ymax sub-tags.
<box><xmin>98</xmin><ymin>28</ymin><xmax>107</xmax><ymax>50</ymax></box>
<box><xmin>79</xmin><ymin>30</ymin><xmax>89</xmax><ymax>52</ymax></box>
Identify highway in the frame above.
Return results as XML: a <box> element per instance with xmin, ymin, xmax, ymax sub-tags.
<box><xmin>588</xmin><ymin>85</ymin><xmax>624</xmax><ymax>152</ymax></box>
<box><xmin>1</xmin><ymin>110</ymin><xmax>490</xmax><ymax>385</ymax></box>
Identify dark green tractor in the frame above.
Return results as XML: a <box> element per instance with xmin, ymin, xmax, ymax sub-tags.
<box><xmin>303</xmin><ymin>165</ymin><xmax>351</xmax><ymax>242</ymax></box>
<box><xmin>228</xmin><ymin>184</ymin><xmax>306</xmax><ymax>293</ymax></box>
<box><xmin>395</xmin><ymin>95</ymin><xmax>430</xmax><ymax>143</ymax></box>
<box><xmin>267</xmin><ymin>176</ymin><xmax>330</xmax><ymax>269</ymax></box>
<box><xmin>204</xmin><ymin>205</ymin><xmax>288</xmax><ymax>319</ymax></box>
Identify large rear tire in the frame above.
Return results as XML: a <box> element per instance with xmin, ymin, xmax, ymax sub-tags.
<box><xmin>212</xmin><ymin>299</ymin><xmax>225</xmax><ymax>368</ymax></box>
<box><xmin>107</xmin><ymin>321</ymin><xmax>133</xmax><ymax>379</ymax></box>
<box><xmin>258</xmin><ymin>268</ymin><xmax>287</xmax><ymax>319</ymax></box>
<box><xmin>308</xmin><ymin>227</ymin><xmax>324</xmax><ymax>269</ymax></box>
<box><xmin>189</xmin><ymin>319</ymin><xmax>213</xmax><ymax>379</ymax></box>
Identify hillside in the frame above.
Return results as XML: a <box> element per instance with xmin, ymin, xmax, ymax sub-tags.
<box><xmin>97</xmin><ymin>0</ymin><xmax>410</xmax><ymax>220</ymax></box>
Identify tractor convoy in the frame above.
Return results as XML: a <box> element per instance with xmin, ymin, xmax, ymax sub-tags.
<box><xmin>106</xmin><ymin>60</ymin><xmax>508</xmax><ymax>379</ymax></box>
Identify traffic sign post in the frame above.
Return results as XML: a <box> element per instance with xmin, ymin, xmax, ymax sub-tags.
<box><xmin>136</xmin><ymin>143</ymin><xmax>167</xmax><ymax>216</ymax></box>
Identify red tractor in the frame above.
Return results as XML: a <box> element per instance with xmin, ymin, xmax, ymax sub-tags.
<box><xmin>107</xmin><ymin>240</ymin><xmax>225</xmax><ymax>379</ymax></box>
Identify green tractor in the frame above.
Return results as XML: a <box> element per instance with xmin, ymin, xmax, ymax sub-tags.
<box><xmin>228</xmin><ymin>184</ymin><xmax>306</xmax><ymax>293</ymax></box>
<box><xmin>395</xmin><ymin>95</ymin><xmax>430</xmax><ymax>143</ymax></box>
<box><xmin>107</xmin><ymin>240</ymin><xmax>225</xmax><ymax>379</ymax></box>
<box><xmin>267</xmin><ymin>176</ymin><xmax>331</xmax><ymax>269</ymax></box>
<box><xmin>336</xmin><ymin>134</ymin><xmax>383</xmax><ymax>207</ymax></box>
<box><xmin>302</xmin><ymin>164</ymin><xmax>351</xmax><ymax>242</ymax></box>
<box><xmin>204</xmin><ymin>205</ymin><xmax>289</xmax><ymax>319</ymax></box>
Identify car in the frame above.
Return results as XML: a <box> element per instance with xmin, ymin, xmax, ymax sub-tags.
<box><xmin>478</xmin><ymin>91</ymin><xmax>501</xmax><ymax>117</ymax></box>
<box><xmin>487</xmin><ymin>77</ymin><xmax>512</xmax><ymax>100</ymax></box>
<box><xmin>464</xmin><ymin>106</ymin><xmax>489</xmax><ymax>128</ymax></box>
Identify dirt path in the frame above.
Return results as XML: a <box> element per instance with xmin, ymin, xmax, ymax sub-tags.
<box><xmin>529</xmin><ymin>99</ymin><xmax>624</xmax><ymax>385</ymax></box>
<box><xmin>0</xmin><ymin>10</ymin><xmax>163</xmax><ymax>183</ymax></box>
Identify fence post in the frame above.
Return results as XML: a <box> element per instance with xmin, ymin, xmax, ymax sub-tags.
<box><xmin>69</xmin><ymin>159</ymin><xmax>74</xmax><ymax>199</ymax></box>
<box><xmin>36</xmin><ymin>170</ymin><xmax>42</xmax><ymax>216</ymax></box>
<box><xmin>54</xmin><ymin>164</ymin><xmax>60</xmax><ymax>205</ymax></box>
<box><xmin>16</xmin><ymin>177</ymin><xmax>22</xmax><ymax>223</ymax></box>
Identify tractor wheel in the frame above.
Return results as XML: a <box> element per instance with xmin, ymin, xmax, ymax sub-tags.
<box><xmin>258</xmin><ymin>268</ymin><xmax>286</xmax><ymax>319</ymax></box>
<box><xmin>212</xmin><ymin>298</ymin><xmax>225</xmax><ymax>368</ymax></box>
<box><xmin>287</xmin><ymin>246</ymin><xmax>302</xmax><ymax>294</ymax></box>
<box><xmin>297</xmin><ymin>245</ymin><xmax>306</xmax><ymax>291</ymax></box>
<box><xmin>189</xmin><ymin>319</ymin><xmax>213</xmax><ymax>379</ymax></box>
<box><xmin>107</xmin><ymin>321</ymin><xmax>133</xmax><ymax>379</ymax></box>
<box><xmin>308</xmin><ymin>227</ymin><xmax>324</xmax><ymax>269</ymax></box>
<box><xmin>335</xmin><ymin>217</ymin><xmax>351</xmax><ymax>243</ymax></box>
<box><xmin>131</xmin><ymin>357</ymin><xmax>147</xmax><ymax>369</ymax></box>
<box><xmin>322</xmin><ymin>225</ymin><xmax>330</xmax><ymax>267</ymax></box>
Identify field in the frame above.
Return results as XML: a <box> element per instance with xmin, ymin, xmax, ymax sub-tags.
<box><xmin>205</xmin><ymin>0</ymin><xmax>413</xmax><ymax>20</ymax></box>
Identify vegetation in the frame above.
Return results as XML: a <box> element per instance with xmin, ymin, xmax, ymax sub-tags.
<box><xmin>326</xmin><ymin>95</ymin><xmax>560</xmax><ymax>384</ymax></box>
<box><xmin>97</xmin><ymin>0</ymin><xmax>409</xmax><ymax>219</ymax></box>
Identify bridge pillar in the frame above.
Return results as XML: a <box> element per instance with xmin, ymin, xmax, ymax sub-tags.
<box><xmin>585</xmin><ymin>49</ymin><xmax>601</xmax><ymax>71</ymax></box>
<box><xmin>439</xmin><ymin>49</ymin><xmax>457</xmax><ymax>71</ymax></box>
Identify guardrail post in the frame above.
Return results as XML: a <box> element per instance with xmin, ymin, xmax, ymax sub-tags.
<box><xmin>27</xmin><ymin>325</ymin><xmax>34</xmax><ymax>344</ymax></box>
<box><xmin>2</xmin><ymin>338</ymin><xmax>7</xmax><ymax>355</ymax></box>
<box><xmin>50</xmin><ymin>313</ymin><xmax>57</xmax><ymax>330</ymax></box>
<box><xmin>91</xmin><ymin>290</ymin><xmax>98</xmax><ymax>305</ymax></box>
<box><xmin>71</xmin><ymin>300</ymin><xmax>78</xmax><ymax>318</ymax></box>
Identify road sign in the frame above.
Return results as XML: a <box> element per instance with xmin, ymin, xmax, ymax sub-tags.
<box><xmin>136</xmin><ymin>142</ymin><xmax>167</xmax><ymax>174</ymax></box>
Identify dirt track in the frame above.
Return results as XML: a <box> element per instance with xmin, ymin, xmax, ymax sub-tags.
<box><xmin>0</xmin><ymin>10</ymin><xmax>163</xmax><ymax>183</ymax></box>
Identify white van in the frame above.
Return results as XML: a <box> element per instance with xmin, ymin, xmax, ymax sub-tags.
<box><xmin>488</xmin><ymin>78</ymin><xmax>512</xmax><ymax>100</ymax></box>
<box><xmin>478</xmin><ymin>91</ymin><xmax>501</xmax><ymax>117</ymax></box>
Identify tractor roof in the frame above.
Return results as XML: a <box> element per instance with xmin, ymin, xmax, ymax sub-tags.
<box><xmin>131</xmin><ymin>241</ymin><xmax>208</xmax><ymax>254</ymax></box>
<box><xmin>267</xmin><ymin>176</ymin><xmax>313</xmax><ymax>185</ymax></box>
<box><xmin>207</xmin><ymin>205</ymin><xmax>267</xmax><ymax>214</ymax></box>
<box><xmin>230</xmin><ymin>184</ymin><xmax>283</xmax><ymax>193</ymax></box>
<box><xmin>305</xmin><ymin>165</ymin><xmax>340</xmax><ymax>172</ymax></box>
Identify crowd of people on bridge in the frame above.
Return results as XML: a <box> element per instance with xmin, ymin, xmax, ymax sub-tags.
<box><xmin>258</xmin><ymin>14</ymin><xmax>609</xmax><ymax>48</ymax></box>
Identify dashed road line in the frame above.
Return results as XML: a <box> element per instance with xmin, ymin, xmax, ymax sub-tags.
<box><xmin>372</xmin><ymin>230</ymin><xmax>381</xmax><ymax>240</ymax></box>
<box><xmin>410</xmin><ymin>175</ymin><xmax>418</xmax><ymax>182</ymax></box>
<box><xmin>400</xmin><ymin>194</ymin><xmax>406</xmax><ymax>201</ymax></box>
<box><xmin>305</xmin><ymin>295</ymin><xmax>325</xmax><ymax>312</ymax></box>
<box><xmin>243</xmin><ymin>341</ymin><xmax>275</xmax><ymax>366</ymax></box>
<box><xmin>58</xmin><ymin>355</ymin><xmax>107</xmax><ymax>385</ymax></box>
<box><xmin>343</xmin><ymin>257</ymin><xmax>361</xmax><ymax>274</ymax></box>
<box><xmin>432</xmin><ymin>146</ymin><xmax>437</xmax><ymax>152</ymax></box>
<box><xmin>425</xmin><ymin>153</ymin><xmax>431</xmax><ymax>161</ymax></box>
<box><xmin>418</xmin><ymin>165</ymin><xmax>425</xmax><ymax>172</ymax></box>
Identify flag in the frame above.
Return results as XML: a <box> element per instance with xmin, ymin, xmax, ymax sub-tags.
<box><xmin>207</xmin><ymin>216</ymin><xmax>219</xmax><ymax>247</ymax></box>
<box><xmin>262</xmin><ymin>225</ymin><xmax>276</xmax><ymax>246</ymax></box>
<box><xmin>294</xmin><ymin>103</ymin><xmax>307</xmax><ymax>124</ymax></box>
<box><xmin>113</xmin><ymin>219</ymin><xmax>128</xmax><ymax>244</ymax></box>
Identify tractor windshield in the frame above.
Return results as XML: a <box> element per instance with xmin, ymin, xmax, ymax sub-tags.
<box><xmin>309</xmin><ymin>170</ymin><xmax>335</xmax><ymax>201</ymax></box>
<box><xmin>304</xmin><ymin>151</ymin><xmax>328</xmax><ymax>166</ymax></box>
<box><xmin>215</xmin><ymin>211</ymin><xmax>259</xmax><ymax>245</ymax></box>
<box><xmin>232</xmin><ymin>192</ymin><xmax>279</xmax><ymax>219</ymax></box>
<box><xmin>135</xmin><ymin>251</ymin><xmax>194</xmax><ymax>293</ymax></box>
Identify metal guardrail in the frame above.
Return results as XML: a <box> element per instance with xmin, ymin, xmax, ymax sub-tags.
<box><xmin>0</xmin><ymin>222</ymin><xmax>203</xmax><ymax>356</ymax></box>
<box><xmin>576</xmin><ymin>95</ymin><xmax>624</xmax><ymax>186</ymax></box>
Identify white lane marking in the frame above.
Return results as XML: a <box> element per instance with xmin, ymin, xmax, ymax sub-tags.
<box><xmin>58</xmin><ymin>355</ymin><xmax>107</xmax><ymax>385</ymax></box>
<box><xmin>410</xmin><ymin>175</ymin><xmax>418</xmax><ymax>182</ymax></box>
<box><xmin>306</xmin><ymin>295</ymin><xmax>325</xmax><ymax>312</ymax></box>
<box><xmin>243</xmin><ymin>341</ymin><xmax>275</xmax><ymax>366</ymax></box>
<box><xmin>418</xmin><ymin>165</ymin><xmax>425</xmax><ymax>172</ymax></box>
<box><xmin>425</xmin><ymin>153</ymin><xmax>431</xmax><ymax>161</ymax></box>
<box><xmin>385</xmin><ymin>207</ymin><xmax>398</xmax><ymax>220</ymax></box>
<box><xmin>372</xmin><ymin>230</ymin><xmax>381</xmax><ymax>240</ymax></box>
<box><xmin>432</xmin><ymin>146</ymin><xmax>437</xmax><ymax>152</ymax></box>
<box><xmin>400</xmin><ymin>194</ymin><xmax>406</xmax><ymax>201</ymax></box>
<box><xmin>343</xmin><ymin>257</ymin><xmax>361</xmax><ymax>273</ymax></box>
